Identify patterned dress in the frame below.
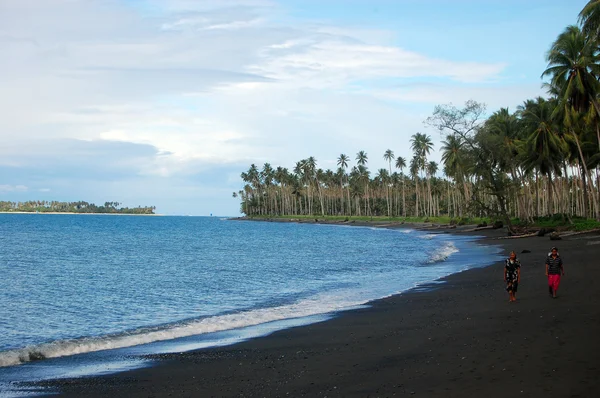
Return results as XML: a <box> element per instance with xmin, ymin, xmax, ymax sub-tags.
<box><xmin>505</xmin><ymin>258</ymin><xmax>521</xmax><ymax>293</ymax></box>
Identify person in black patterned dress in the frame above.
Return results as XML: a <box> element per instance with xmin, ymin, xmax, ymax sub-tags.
<box><xmin>504</xmin><ymin>251</ymin><xmax>521</xmax><ymax>302</ymax></box>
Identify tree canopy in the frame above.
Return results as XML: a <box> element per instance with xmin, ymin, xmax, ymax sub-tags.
<box><xmin>0</xmin><ymin>201</ymin><xmax>156</xmax><ymax>214</ymax></box>
<box><xmin>235</xmin><ymin>3</ymin><xmax>600</xmax><ymax>227</ymax></box>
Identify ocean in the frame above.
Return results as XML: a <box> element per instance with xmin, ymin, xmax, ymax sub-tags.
<box><xmin>0</xmin><ymin>214</ymin><xmax>501</xmax><ymax>395</ymax></box>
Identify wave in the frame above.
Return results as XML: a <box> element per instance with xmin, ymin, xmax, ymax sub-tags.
<box><xmin>0</xmin><ymin>293</ymin><xmax>365</xmax><ymax>368</ymax></box>
<box><xmin>0</xmin><ymin>240</ymin><xmax>465</xmax><ymax>368</ymax></box>
<box><xmin>418</xmin><ymin>234</ymin><xmax>436</xmax><ymax>240</ymax></box>
<box><xmin>426</xmin><ymin>242</ymin><xmax>459</xmax><ymax>264</ymax></box>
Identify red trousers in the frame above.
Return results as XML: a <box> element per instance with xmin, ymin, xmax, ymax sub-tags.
<box><xmin>548</xmin><ymin>274</ymin><xmax>561</xmax><ymax>291</ymax></box>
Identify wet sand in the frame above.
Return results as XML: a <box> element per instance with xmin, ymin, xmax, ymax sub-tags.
<box><xmin>33</xmin><ymin>226</ymin><xmax>600</xmax><ymax>397</ymax></box>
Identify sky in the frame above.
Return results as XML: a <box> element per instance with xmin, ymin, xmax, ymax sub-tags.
<box><xmin>0</xmin><ymin>0</ymin><xmax>590</xmax><ymax>216</ymax></box>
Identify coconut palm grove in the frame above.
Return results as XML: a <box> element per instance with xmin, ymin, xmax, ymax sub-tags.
<box><xmin>236</xmin><ymin>2</ymin><xmax>600</xmax><ymax>228</ymax></box>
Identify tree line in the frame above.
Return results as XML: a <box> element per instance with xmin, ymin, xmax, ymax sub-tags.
<box><xmin>0</xmin><ymin>201</ymin><xmax>156</xmax><ymax>214</ymax></box>
<box><xmin>235</xmin><ymin>1</ymin><xmax>600</xmax><ymax>228</ymax></box>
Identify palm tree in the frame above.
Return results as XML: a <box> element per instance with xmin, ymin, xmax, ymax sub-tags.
<box><xmin>486</xmin><ymin>108</ymin><xmax>529</xmax><ymax>218</ymax></box>
<box><xmin>315</xmin><ymin>167</ymin><xmax>326</xmax><ymax>216</ymax></box>
<box><xmin>294</xmin><ymin>160</ymin><xmax>307</xmax><ymax>214</ymax></box>
<box><xmin>337</xmin><ymin>154</ymin><xmax>349</xmax><ymax>169</ymax></box>
<box><xmin>519</xmin><ymin>97</ymin><xmax>567</xmax><ymax>217</ymax></box>
<box><xmin>356</xmin><ymin>151</ymin><xmax>370</xmax><ymax>214</ymax></box>
<box><xmin>543</xmin><ymin>25</ymin><xmax>600</xmax><ymax>115</ymax></box>
<box><xmin>410</xmin><ymin>133</ymin><xmax>434</xmax><ymax>216</ymax></box>
<box><xmin>410</xmin><ymin>156</ymin><xmax>420</xmax><ymax>216</ymax></box>
<box><xmin>543</xmin><ymin>25</ymin><xmax>600</xmax><ymax>219</ymax></box>
<box><xmin>383</xmin><ymin>150</ymin><xmax>395</xmax><ymax>216</ymax></box>
<box><xmin>376</xmin><ymin>168</ymin><xmax>391</xmax><ymax>216</ymax></box>
<box><xmin>395</xmin><ymin>156</ymin><xmax>407</xmax><ymax>216</ymax></box>
<box><xmin>427</xmin><ymin>161</ymin><xmax>439</xmax><ymax>216</ymax></box>
<box><xmin>427</xmin><ymin>161</ymin><xmax>438</xmax><ymax>179</ymax></box>
<box><xmin>338</xmin><ymin>154</ymin><xmax>350</xmax><ymax>215</ymax></box>
<box><xmin>243</xmin><ymin>164</ymin><xmax>262</xmax><ymax>214</ymax></box>
<box><xmin>356</xmin><ymin>151</ymin><xmax>368</xmax><ymax>166</ymax></box>
<box><xmin>274</xmin><ymin>166</ymin><xmax>289</xmax><ymax>215</ymax></box>
<box><xmin>356</xmin><ymin>165</ymin><xmax>371</xmax><ymax>216</ymax></box>
<box><xmin>302</xmin><ymin>156</ymin><xmax>325</xmax><ymax>216</ymax></box>
<box><xmin>440</xmin><ymin>135</ymin><xmax>462</xmax><ymax>178</ymax></box>
<box><xmin>410</xmin><ymin>133</ymin><xmax>434</xmax><ymax>159</ymax></box>
<box><xmin>441</xmin><ymin>134</ymin><xmax>472</xmax><ymax>216</ymax></box>
<box><xmin>383</xmin><ymin>149</ymin><xmax>395</xmax><ymax>175</ymax></box>
<box><xmin>579</xmin><ymin>0</ymin><xmax>600</xmax><ymax>40</ymax></box>
<box><xmin>262</xmin><ymin>163</ymin><xmax>275</xmax><ymax>214</ymax></box>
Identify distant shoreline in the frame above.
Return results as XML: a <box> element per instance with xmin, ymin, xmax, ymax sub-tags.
<box><xmin>0</xmin><ymin>212</ymin><xmax>162</xmax><ymax>216</ymax></box>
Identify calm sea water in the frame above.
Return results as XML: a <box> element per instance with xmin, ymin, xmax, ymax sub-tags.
<box><xmin>0</xmin><ymin>214</ymin><xmax>501</xmax><ymax>393</ymax></box>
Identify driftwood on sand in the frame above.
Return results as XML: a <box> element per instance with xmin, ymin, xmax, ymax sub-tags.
<box><xmin>495</xmin><ymin>232</ymin><xmax>538</xmax><ymax>240</ymax></box>
<box><xmin>559</xmin><ymin>228</ymin><xmax>600</xmax><ymax>237</ymax></box>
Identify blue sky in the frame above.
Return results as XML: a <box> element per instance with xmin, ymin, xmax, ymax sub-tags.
<box><xmin>0</xmin><ymin>0</ymin><xmax>589</xmax><ymax>215</ymax></box>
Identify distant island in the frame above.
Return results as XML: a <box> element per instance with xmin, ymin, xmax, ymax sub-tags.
<box><xmin>0</xmin><ymin>201</ymin><xmax>156</xmax><ymax>215</ymax></box>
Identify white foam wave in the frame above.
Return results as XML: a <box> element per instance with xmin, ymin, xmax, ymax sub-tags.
<box><xmin>427</xmin><ymin>242</ymin><xmax>459</xmax><ymax>263</ymax></box>
<box><xmin>0</xmin><ymin>293</ymin><xmax>364</xmax><ymax>368</ymax></box>
<box><xmin>419</xmin><ymin>234</ymin><xmax>436</xmax><ymax>240</ymax></box>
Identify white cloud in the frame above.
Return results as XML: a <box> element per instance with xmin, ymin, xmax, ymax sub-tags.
<box><xmin>0</xmin><ymin>0</ymin><xmax>539</xmax><ymax>214</ymax></box>
<box><xmin>250</xmin><ymin>40</ymin><xmax>505</xmax><ymax>87</ymax></box>
<box><xmin>364</xmin><ymin>82</ymin><xmax>546</xmax><ymax>110</ymax></box>
<box><xmin>0</xmin><ymin>185</ymin><xmax>28</xmax><ymax>193</ymax></box>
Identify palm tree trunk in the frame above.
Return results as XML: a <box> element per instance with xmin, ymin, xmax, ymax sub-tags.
<box><xmin>573</xmin><ymin>131</ymin><xmax>600</xmax><ymax>220</ymax></box>
<box><xmin>415</xmin><ymin>178</ymin><xmax>419</xmax><ymax>217</ymax></box>
<box><xmin>447</xmin><ymin>178</ymin><xmax>451</xmax><ymax>218</ymax></box>
<box><xmin>339</xmin><ymin>177</ymin><xmax>344</xmax><ymax>215</ymax></box>
<box><xmin>596</xmin><ymin>122</ymin><xmax>600</xmax><ymax>155</ymax></box>
<box><xmin>548</xmin><ymin>173</ymin><xmax>554</xmax><ymax>216</ymax></box>
<box><xmin>426</xmin><ymin>176</ymin><xmax>432</xmax><ymax>217</ymax></box>
<box><xmin>402</xmin><ymin>176</ymin><xmax>406</xmax><ymax>217</ymax></box>
<box><xmin>347</xmin><ymin>183</ymin><xmax>351</xmax><ymax>216</ymax></box>
<box><xmin>534</xmin><ymin>171</ymin><xmax>539</xmax><ymax>218</ymax></box>
<box><xmin>561</xmin><ymin>163</ymin><xmax>571</xmax><ymax>222</ymax></box>
<box><xmin>575</xmin><ymin>163</ymin><xmax>583</xmax><ymax>217</ymax></box>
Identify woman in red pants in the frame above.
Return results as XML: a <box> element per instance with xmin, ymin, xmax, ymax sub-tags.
<box><xmin>545</xmin><ymin>247</ymin><xmax>564</xmax><ymax>298</ymax></box>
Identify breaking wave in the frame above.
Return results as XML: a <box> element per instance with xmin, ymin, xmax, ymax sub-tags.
<box><xmin>426</xmin><ymin>242</ymin><xmax>459</xmax><ymax>264</ymax></box>
<box><xmin>0</xmin><ymin>294</ymin><xmax>364</xmax><ymax>368</ymax></box>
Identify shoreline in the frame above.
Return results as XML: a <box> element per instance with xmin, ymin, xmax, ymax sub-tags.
<box><xmin>24</xmin><ymin>224</ymin><xmax>600</xmax><ymax>396</ymax></box>
<box><xmin>0</xmin><ymin>212</ymin><xmax>162</xmax><ymax>216</ymax></box>
<box><xmin>231</xmin><ymin>216</ymin><xmax>500</xmax><ymax>235</ymax></box>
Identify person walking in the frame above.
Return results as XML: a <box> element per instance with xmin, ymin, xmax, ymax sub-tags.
<box><xmin>546</xmin><ymin>247</ymin><xmax>564</xmax><ymax>298</ymax></box>
<box><xmin>504</xmin><ymin>251</ymin><xmax>521</xmax><ymax>302</ymax></box>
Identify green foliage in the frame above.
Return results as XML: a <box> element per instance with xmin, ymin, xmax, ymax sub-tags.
<box><xmin>236</xmin><ymin>2</ymin><xmax>600</xmax><ymax>227</ymax></box>
<box><xmin>572</xmin><ymin>219</ymin><xmax>600</xmax><ymax>230</ymax></box>
<box><xmin>252</xmin><ymin>214</ymin><xmax>600</xmax><ymax>232</ymax></box>
<box><xmin>0</xmin><ymin>201</ymin><xmax>156</xmax><ymax>214</ymax></box>
<box><xmin>255</xmin><ymin>214</ymin><xmax>494</xmax><ymax>225</ymax></box>
<box><xmin>514</xmin><ymin>215</ymin><xmax>600</xmax><ymax>231</ymax></box>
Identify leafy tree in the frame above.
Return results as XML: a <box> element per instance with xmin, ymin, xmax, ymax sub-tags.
<box><xmin>543</xmin><ymin>25</ymin><xmax>600</xmax><ymax>220</ymax></box>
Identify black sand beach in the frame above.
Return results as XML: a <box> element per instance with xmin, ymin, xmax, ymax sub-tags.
<box><xmin>33</xmin><ymin>225</ymin><xmax>600</xmax><ymax>397</ymax></box>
